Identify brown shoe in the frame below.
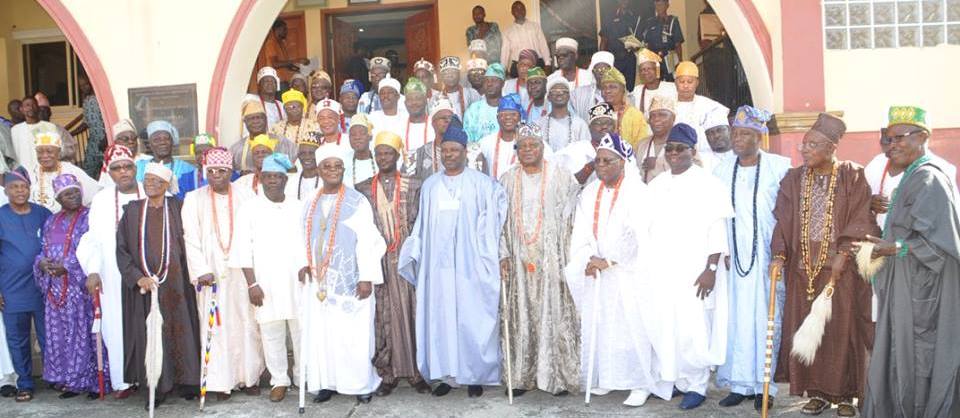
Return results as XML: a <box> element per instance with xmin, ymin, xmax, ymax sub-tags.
<box><xmin>413</xmin><ymin>381</ymin><xmax>432</xmax><ymax>394</ymax></box>
<box><xmin>801</xmin><ymin>398</ymin><xmax>830</xmax><ymax>415</ymax></box>
<box><xmin>243</xmin><ymin>385</ymin><xmax>261</xmax><ymax>396</ymax></box>
<box><xmin>270</xmin><ymin>386</ymin><xmax>287</xmax><ymax>402</ymax></box>
<box><xmin>837</xmin><ymin>403</ymin><xmax>857</xmax><ymax>417</ymax></box>
<box><xmin>375</xmin><ymin>382</ymin><xmax>396</xmax><ymax>397</ymax></box>
<box><xmin>113</xmin><ymin>386</ymin><xmax>138</xmax><ymax>400</ymax></box>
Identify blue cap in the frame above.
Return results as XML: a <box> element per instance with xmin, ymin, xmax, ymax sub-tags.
<box><xmin>497</xmin><ymin>93</ymin><xmax>525</xmax><ymax>121</ymax></box>
<box><xmin>441</xmin><ymin>116</ymin><xmax>468</xmax><ymax>147</ymax></box>
<box><xmin>3</xmin><ymin>166</ymin><xmax>30</xmax><ymax>186</ymax></box>
<box><xmin>668</xmin><ymin>123</ymin><xmax>697</xmax><ymax>148</ymax></box>
<box><xmin>261</xmin><ymin>152</ymin><xmax>293</xmax><ymax>173</ymax></box>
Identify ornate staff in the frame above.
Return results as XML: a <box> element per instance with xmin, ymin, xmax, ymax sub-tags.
<box><xmin>92</xmin><ymin>291</ymin><xmax>105</xmax><ymax>400</ymax></box>
<box><xmin>500</xmin><ymin>278</ymin><xmax>514</xmax><ymax>405</ymax></box>
<box><xmin>198</xmin><ymin>281</ymin><xmax>221</xmax><ymax>411</ymax></box>
<box><xmin>145</xmin><ymin>283</ymin><xmax>163</xmax><ymax>418</ymax></box>
<box><xmin>761</xmin><ymin>263</ymin><xmax>782</xmax><ymax>418</ymax></box>
<box><xmin>584</xmin><ymin>270</ymin><xmax>602</xmax><ymax>405</ymax></box>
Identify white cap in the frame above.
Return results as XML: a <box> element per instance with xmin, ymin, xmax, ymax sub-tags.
<box><xmin>555</xmin><ymin>37</ymin><xmax>578</xmax><ymax>52</ymax></box>
<box><xmin>430</xmin><ymin>98</ymin><xmax>456</xmax><ymax>121</ymax></box>
<box><xmin>378</xmin><ymin>76</ymin><xmax>401</xmax><ymax>94</ymax></box>
<box><xmin>316</xmin><ymin>98</ymin><xmax>342</xmax><ymax>115</ymax></box>
<box><xmin>256</xmin><ymin>67</ymin><xmax>280</xmax><ymax>86</ymax></box>
<box><xmin>144</xmin><ymin>162</ymin><xmax>173</xmax><ymax>183</ymax></box>
<box><xmin>546</xmin><ymin>74</ymin><xmax>571</xmax><ymax>93</ymax></box>
<box><xmin>469</xmin><ymin>39</ymin><xmax>487</xmax><ymax>53</ymax></box>
<box><xmin>588</xmin><ymin>51</ymin><xmax>615</xmax><ymax>72</ymax></box>
<box><xmin>315</xmin><ymin>143</ymin><xmax>348</xmax><ymax>164</ymax></box>
<box><xmin>467</xmin><ymin>58</ymin><xmax>488</xmax><ymax>71</ymax></box>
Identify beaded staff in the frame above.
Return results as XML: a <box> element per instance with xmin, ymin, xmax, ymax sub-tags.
<box><xmin>198</xmin><ymin>281</ymin><xmax>221</xmax><ymax>411</ymax></box>
<box><xmin>93</xmin><ymin>291</ymin><xmax>105</xmax><ymax>400</ymax></box>
<box><xmin>761</xmin><ymin>261</ymin><xmax>782</xmax><ymax>418</ymax></box>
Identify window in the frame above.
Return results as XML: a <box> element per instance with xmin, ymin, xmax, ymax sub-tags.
<box><xmin>823</xmin><ymin>0</ymin><xmax>960</xmax><ymax>49</ymax></box>
<box><xmin>21</xmin><ymin>40</ymin><xmax>86</xmax><ymax>106</ymax></box>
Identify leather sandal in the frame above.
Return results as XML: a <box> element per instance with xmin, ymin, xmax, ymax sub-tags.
<box><xmin>801</xmin><ymin>397</ymin><xmax>830</xmax><ymax>415</ymax></box>
<box><xmin>837</xmin><ymin>403</ymin><xmax>857</xmax><ymax>417</ymax></box>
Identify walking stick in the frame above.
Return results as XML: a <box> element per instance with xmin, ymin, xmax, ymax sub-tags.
<box><xmin>198</xmin><ymin>282</ymin><xmax>221</xmax><ymax>411</ymax></box>
<box><xmin>92</xmin><ymin>291</ymin><xmax>105</xmax><ymax>400</ymax></box>
<box><xmin>584</xmin><ymin>270</ymin><xmax>602</xmax><ymax>405</ymax></box>
<box><xmin>761</xmin><ymin>264</ymin><xmax>782</xmax><ymax>418</ymax></box>
<box><xmin>298</xmin><ymin>279</ymin><xmax>310</xmax><ymax>414</ymax></box>
<box><xmin>500</xmin><ymin>277</ymin><xmax>514</xmax><ymax>405</ymax></box>
<box><xmin>144</xmin><ymin>283</ymin><xmax>164</xmax><ymax>418</ymax></box>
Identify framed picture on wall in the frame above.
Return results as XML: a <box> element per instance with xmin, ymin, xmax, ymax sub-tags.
<box><xmin>127</xmin><ymin>83</ymin><xmax>198</xmax><ymax>155</ymax></box>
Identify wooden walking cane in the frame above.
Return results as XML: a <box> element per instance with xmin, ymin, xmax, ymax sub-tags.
<box><xmin>93</xmin><ymin>291</ymin><xmax>105</xmax><ymax>400</ymax></box>
<box><xmin>584</xmin><ymin>270</ymin><xmax>602</xmax><ymax>406</ymax></box>
<box><xmin>500</xmin><ymin>277</ymin><xmax>514</xmax><ymax>405</ymax></box>
<box><xmin>761</xmin><ymin>263</ymin><xmax>782</xmax><ymax>418</ymax></box>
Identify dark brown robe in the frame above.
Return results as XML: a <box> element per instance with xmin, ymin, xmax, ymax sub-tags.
<box><xmin>355</xmin><ymin>173</ymin><xmax>423</xmax><ymax>385</ymax></box>
<box><xmin>771</xmin><ymin>161</ymin><xmax>879</xmax><ymax>404</ymax></box>
<box><xmin>116</xmin><ymin>197</ymin><xmax>201</xmax><ymax>394</ymax></box>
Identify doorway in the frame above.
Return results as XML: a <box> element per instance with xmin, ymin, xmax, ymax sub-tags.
<box><xmin>321</xmin><ymin>1</ymin><xmax>438</xmax><ymax>95</ymax></box>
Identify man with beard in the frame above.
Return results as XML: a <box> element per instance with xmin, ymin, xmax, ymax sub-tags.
<box><xmin>523</xmin><ymin>68</ymin><xmax>548</xmax><ymax>125</ymax></box>
<box><xmin>536</xmin><ymin>77</ymin><xmax>590</xmax><ymax>151</ymax></box>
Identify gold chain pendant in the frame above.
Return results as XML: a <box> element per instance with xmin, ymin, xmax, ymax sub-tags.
<box><xmin>316</xmin><ymin>289</ymin><xmax>326</xmax><ymax>302</ymax></box>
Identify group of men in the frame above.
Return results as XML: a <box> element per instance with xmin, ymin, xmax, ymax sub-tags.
<box><xmin>0</xmin><ymin>25</ymin><xmax>958</xmax><ymax>418</ymax></box>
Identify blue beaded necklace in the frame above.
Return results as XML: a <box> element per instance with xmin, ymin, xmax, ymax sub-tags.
<box><xmin>731</xmin><ymin>153</ymin><xmax>761</xmax><ymax>278</ymax></box>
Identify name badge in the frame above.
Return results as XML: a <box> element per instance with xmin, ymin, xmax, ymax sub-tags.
<box><xmin>438</xmin><ymin>199</ymin><xmax>461</xmax><ymax>211</ymax></box>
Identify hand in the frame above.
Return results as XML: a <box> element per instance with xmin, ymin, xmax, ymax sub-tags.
<box><xmin>499</xmin><ymin>259</ymin><xmax>511</xmax><ymax>279</ymax></box>
<box><xmin>248</xmin><ymin>285</ymin><xmax>264</xmax><ymax>307</ymax></box>
<box><xmin>85</xmin><ymin>273</ymin><xmax>102</xmax><ymax>295</ymax></box>
<box><xmin>356</xmin><ymin>282</ymin><xmax>372</xmax><ymax>300</ymax></box>
<box><xmin>828</xmin><ymin>252</ymin><xmax>848</xmax><ymax>281</ymax></box>
<box><xmin>298</xmin><ymin>266</ymin><xmax>311</xmax><ymax>283</ymax></box>
<box><xmin>580</xmin><ymin>162</ymin><xmax>594</xmax><ymax>175</ymax></box>
<box><xmin>642</xmin><ymin>157</ymin><xmax>657</xmax><ymax>171</ymax></box>
<box><xmin>589</xmin><ymin>256</ymin><xmax>611</xmax><ymax>272</ymax></box>
<box><xmin>854</xmin><ymin>234</ymin><xmax>898</xmax><ymax>259</ymax></box>
<box><xmin>694</xmin><ymin>269</ymin><xmax>716</xmax><ymax>300</ymax></box>
<box><xmin>46</xmin><ymin>262</ymin><xmax>67</xmax><ymax>277</ymax></box>
<box><xmin>137</xmin><ymin>277</ymin><xmax>155</xmax><ymax>294</ymax></box>
<box><xmin>196</xmin><ymin>273</ymin><xmax>215</xmax><ymax>288</ymax></box>
<box><xmin>769</xmin><ymin>257</ymin><xmax>785</xmax><ymax>281</ymax></box>
<box><xmin>870</xmin><ymin>194</ymin><xmax>889</xmax><ymax>214</ymax></box>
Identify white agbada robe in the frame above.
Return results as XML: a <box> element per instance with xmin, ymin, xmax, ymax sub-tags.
<box><xmin>478</xmin><ymin>131</ymin><xmax>554</xmax><ymax>180</ymax></box>
<box><xmin>368</xmin><ymin>110</ymin><xmax>409</xmax><ymax>138</ymax></box>
<box><xmin>647</xmin><ymin>164</ymin><xmax>733</xmax><ymax>395</ymax></box>
<box><xmin>343</xmin><ymin>151</ymin><xmax>377</xmax><ymax>188</ymax></box>
<box><xmin>233</xmin><ymin>173</ymin><xmax>265</xmax><ymax>198</ymax></box>
<box><xmin>675</xmin><ymin>95</ymin><xmax>727</xmax><ymax>158</ymax></box>
<box><xmin>182</xmin><ymin>186</ymin><xmax>265</xmax><ymax>392</ymax></box>
<box><xmin>564</xmin><ymin>168</ymin><xmax>673</xmax><ymax>398</ymax></box>
<box><xmin>549</xmin><ymin>68</ymin><xmax>595</xmax><ymax>89</ymax></box>
<box><xmin>301</xmin><ymin>189</ymin><xmax>385</xmax><ymax>395</ymax></box>
<box><xmin>553</xmin><ymin>140</ymin><xmax>597</xmax><ymax>185</ymax></box>
<box><xmin>75</xmin><ymin>184</ymin><xmax>144</xmax><ymax>391</ymax></box>
<box><xmin>632</xmin><ymin>81</ymin><xmax>677</xmax><ymax>115</ymax></box>
<box><xmin>29</xmin><ymin>162</ymin><xmax>101</xmax><ymax>212</ymax></box>
<box><xmin>535</xmin><ymin>113</ymin><xmax>591</xmax><ymax>151</ymax></box>
<box><xmin>400</xmin><ymin>118</ymin><xmax>434</xmax><ymax>157</ymax></box>
<box><xmin>286</xmin><ymin>171</ymin><xmax>320</xmax><ymax>202</ymax></box>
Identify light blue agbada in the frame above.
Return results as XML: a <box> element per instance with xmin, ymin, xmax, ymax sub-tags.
<box><xmin>713</xmin><ymin>150</ymin><xmax>791</xmax><ymax>397</ymax></box>
<box><xmin>462</xmin><ymin>100</ymin><xmax>499</xmax><ymax>143</ymax></box>
<box><xmin>398</xmin><ymin>167</ymin><xmax>507</xmax><ymax>385</ymax></box>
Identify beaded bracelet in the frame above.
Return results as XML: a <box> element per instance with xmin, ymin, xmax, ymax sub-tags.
<box><xmin>248</xmin><ymin>282</ymin><xmax>260</xmax><ymax>289</ymax></box>
<box><xmin>896</xmin><ymin>239</ymin><xmax>909</xmax><ymax>258</ymax></box>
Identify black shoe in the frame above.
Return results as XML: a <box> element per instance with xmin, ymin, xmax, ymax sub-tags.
<box><xmin>357</xmin><ymin>394</ymin><xmax>372</xmax><ymax>404</ymax></box>
<box><xmin>144</xmin><ymin>392</ymin><xmax>167</xmax><ymax>411</ymax></box>
<box><xmin>467</xmin><ymin>385</ymin><xmax>483</xmax><ymax>397</ymax></box>
<box><xmin>672</xmin><ymin>387</ymin><xmax>684</xmax><ymax>397</ymax></box>
<box><xmin>86</xmin><ymin>392</ymin><xmax>100</xmax><ymax>400</ymax></box>
<box><xmin>719</xmin><ymin>392</ymin><xmax>746</xmax><ymax>407</ymax></box>
<box><xmin>755</xmin><ymin>395</ymin><xmax>774</xmax><ymax>411</ymax></box>
<box><xmin>553</xmin><ymin>390</ymin><xmax>569</xmax><ymax>397</ymax></box>
<box><xmin>431</xmin><ymin>383</ymin><xmax>451</xmax><ymax>397</ymax></box>
<box><xmin>0</xmin><ymin>385</ymin><xmax>16</xmax><ymax>398</ymax></box>
<box><xmin>58</xmin><ymin>391</ymin><xmax>80</xmax><ymax>399</ymax></box>
<box><xmin>312</xmin><ymin>389</ymin><xmax>336</xmax><ymax>403</ymax></box>
<box><xmin>504</xmin><ymin>388</ymin><xmax>526</xmax><ymax>397</ymax></box>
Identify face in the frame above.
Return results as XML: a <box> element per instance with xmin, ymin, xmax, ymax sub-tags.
<box><xmin>497</xmin><ymin>111</ymin><xmax>521</xmax><ymax>132</ymax></box>
<box><xmin>149</xmin><ymin>132</ymin><xmax>174</xmax><ymax>159</ymax></box>
<box><xmin>415</xmin><ymin>69</ymin><xmax>433</xmax><ymax>88</ymax></box>
<box><xmin>78</xmin><ymin>76</ymin><xmax>93</xmax><ymax>96</ymax></box>
<box><xmin>251</xmin><ymin>145</ymin><xmax>272</xmax><ymax>169</ymax></box>
<box><xmin>340</xmin><ymin>92</ymin><xmax>359</xmax><ymax>113</ymax></box>
<box><xmin>317</xmin><ymin>110</ymin><xmax>340</xmax><ymax>135</ymax></box>
<box><xmin>298</xmin><ymin>144</ymin><xmax>318</xmax><ymax>171</ymax></box>
<box><xmin>483</xmin><ymin>76</ymin><xmax>504</xmax><ymax>98</ymax></box>
<box><xmin>440</xmin><ymin>141</ymin><xmax>467</xmax><ymax>171</ymax></box>
<box><xmin>526</xmin><ymin>78</ymin><xmax>546</xmax><ymax>100</ymax></box>
<box><xmin>591</xmin><ymin>63</ymin><xmax>610</xmax><ymax>84</ymax></box>
<box><xmin>638</xmin><ymin>62</ymin><xmax>659</xmax><ymax>84</ymax></box>
<box><xmin>600</xmin><ymin>81</ymin><xmax>624</xmax><ymax>104</ymax></box>
<box><xmin>516</xmin><ymin>137</ymin><xmax>543</xmax><ymax>167</ymax></box>
<box><xmin>310</xmin><ymin>79</ymin><xmax>332</xmax><ymax>101</ymax></box>
<box><xmin>284</xmin><ymin>101</ymin><xmax>304</xmax><ymax>122</ymax></box>
<box><xmin>244</xmin><ymin>113</ymin><xmax>268</xmax><ymax>135</ymax></box>
<box><xmin>516</xmin><ymin>57</ymin><xmax>535</xmax><ymax>78</ymax></box>
<box><xmin>655</xmin><ymin>0</ymin><xmax>669</xmax><ymax>14</ymax></box>
<box><xmin>36</xmin><ymin>146</ymin><xmax>59</xmax><ymax>169</ymax></box>
<box><xmin>675</xmin><ymin>75</ymin><xmax>698</xmax><ymax>98</ymax></box>
<box><xmin>348</xmin><ymin>126</ymin><xmax>371</xmax><ymax>152</ymax></box>
<box><xmin>7</xmin><ymin>100</ymin><xmax>23</xmax><ymax>120</ymax></box>
<box><xmin>405</xmin><ymin>92</ymin><xmax>428</xmax><ymax>116</ymax></box>
<box><xmin>648</xmin><ymin>110</ymin><xmax>675</xmax><ymax>135</ymax></box>
<box><xmin>369</xmin><ymin>68</ymin><xmax>388</xmax><ymax>89</ymax></box>
<box><xmin>472</xmin><ymin>6</ymin><xmax>485</xmax><ymax>24</ymax></box>
<box><xmin>3</xmin><ymin>181</ymin><xmax>29</xmax><ymax>205</ymax></box>
<box><xmin>440</xmin><ymin>69</ymin><xmax>460</xmax><ymax>88</ymax></box>
<box><xmin>374</xmin><ymin>144</ymin><xmax>400</xmax><ymax>172</ymax></box>
<box><xmin>706</xmin><ymin>125</ymin><xmax>732</xmax><ymax>152</ymax></box>
<box><xmin>432</xmin><ymin>110</ymin><xmax>453</xmax><ymax>136</ymax></box>
<box><xmin>20</xmin><ymin>98</ymin><xmax>39</xmax><ymax>119</ymax></box>
<box><xmin>143</xmin><ymin>174</ymin><xmax>169</xmax><ymax>198</ymax></box>
<box><xmin>556</xmin><ymin>49</ymin><xmax>577</xmax><ymax>69</ymax></box>
<box><xmin>664</xmin><ymin>140</ymin><xmax>694</xmax><ymax>172</ymax></box>
<box><xmin>56</xmin><ymin>188</ymin><xmax>83</xmax><ymax>211</ymax></box>
<box><xmin>260</xmin><ymin>171</ymin><xmax>287</xmax><ymax>195</ymax></box>
<box><xmin>291</xmin><ymin>78</ymin><xmax>308</xmax><ymax>94</ymax></box>
<box><xmin>589</xmin><ymin>118</ymin><xmax>615</xmax><ymax>141</ymax></box>
<box><xmin>274</xmin><ymin>24</ymin><xmax>288</xmax><ymax>39</ymax></box>
<box><xmin>547</xmin><ymin>85</ymin><xmax>570</xmax><ymax>107</ymax></box>
<box><xmin>731</xmin><ymin>127</ymin><xmax>760</xmax><ymax>158</ymax></box>
<box><xmin>318</xmin><ymin>157</ymin><xmax>345</xmax><ymax>187</ymax></box>
<box><xmin>379</xmin><ymin>87</ymin><xmax>399</xmax><ymax>109</ymax></box>
<box><xmin>205</xmin><ymin>166</ymin><xmax>233</xmax><ymax>189</ymax></box>
<box><xmin>114</xmin><ymin>132</ymin><xmax>139</xmax><ymax>152</ymax></box>
<box><xmin>468</xmin><ymin>70</ymin><xmax>485</xmax><ymax>90</ymax></box>
<box><xmin>799</xmin><ymin>130</ymin><xmax>836</xmax><ymax>168</ymax></box>
<box><xmin>511</xmin><ymin>1</ymin><xmax>526</xmax><ymax>20</ymax></box>
<box><xmin>594</xmin><ymin>148</ymin><xmax>624</xmax><ymax>184</ymax></box>
<box><xmin>885</xmin><ymin>124</ymin><xmax>928</xmax><ymax>167</ymax></box>
<box><xmin>108</xmin><ymin>160</ymin><xmax>137</xmax><ymax>190</ymax></box>
<box><xmin>879</xmin><ymin>128</ymin><xmax>892</xmax><ymax>156</ymax></box>
<box><xmin>258</xmin><ymin>77</ymin><xmax>277</xmax><ymax>95</ymax></box>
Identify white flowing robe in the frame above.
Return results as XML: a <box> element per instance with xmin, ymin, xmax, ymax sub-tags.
<box><xmin>564</xmin><ymin>169</ymin><xmax>673</xmax><ymax>397</ymax></box>
<box><xmin>75</xmin><ymin>184</ymin><xmax>144</xmax><ymax>391</ymax></box>
<box><xmin>182</xmin><ymin>186</ymin><xmax>265</xmax><ymax>392</ymax></box>
<box><xmin>29</xmin><ymin>162</ymin><xmax>101</xmax><ymax>212</ymax></box>
<box><xmin>713</xmin><ymin>152</ymin><xmax>791</xmax><ymax>396</ymax></box>
<box><xmin>647</xmin><ymin>164</ymin><xmax>733</xmax><ymax>395</ymax></box>
<box><xmin>675</xmin><ymin>95</ymin><xmax>727</xmax><ymax>158</ymax></box>
<box><xmin>478</xmin><ymin>132</ymin><xmax>554</xmax><ymax>180</ymax></box>
<box><xmin>301</xmin><ymin>189</ymin><xmax>385</xmax><ymax>395</ymax></box>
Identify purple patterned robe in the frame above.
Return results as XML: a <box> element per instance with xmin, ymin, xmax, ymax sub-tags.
<box><xmin>33</xmin><ymin>207</ymin><xmax>110</xmax><ymax>393</ymax></box>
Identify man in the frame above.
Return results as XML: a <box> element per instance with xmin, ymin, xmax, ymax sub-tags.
<box><xmin>338</xmin><ymin>79</ymin><xmax>364</xmax><ymax>130</ymax></box>
<box><xmin>499</xmin><ymin>124</ymin><xmax>580</xmax><ymax>396</ymax></box>
<box><xmin>11</xmin><ymin>97</ymin><xmax>78</xmax><ymax>173</ymax></box>
<box><xmin>554</xmin><ymin>102</ymin><xmax>614</xmax><ymax>185</ymax></box>
<box><xmin>231</xmin><ymin>153</ymin><xmax>306</xmax><ymax>403</ymax></box>
<box><xmin>5</xmin><ymin>99</ymin><xmax>24</xmax><ymax>126</ymax></box>
<box><xmin>638</xmin><ymin>0</ymin><xmax>684</xmax><ymax>81</ymax></box>
<box><xmin>600</xmin><ymin>67</ymin><xmax>650</xmax><ymax>148</ymax></box>
<box><xmin>466</xmin><ymin>5</ymin><xmax>502</xmax><ymax>64</ymax></box>
<box><xmin>301</xmin><ymin>146</ymin><xmax>386</xmax><ymax>404</ymax></box>
<box><xmin>857</xmin><ymin>106</ymin><xmax>960</xmax><ymax>418</ymax></box>
<box><xmin>466</xmin><ymin>58</ymin><xmax>489</xmax><ymax>93</ymax></box>
<box><xmin>500</xmin><ymin>1</ymin><xmax>550</xmax><ymax>75</ymax></box>
<box><xmin>412</xmin><ymin>59</ymin><xmax>436</xmax><ymax>100</ymax></box>
<box><xmin>432</xmin><ymin>56</ymin><xmax>482</xmax><ymax>119</ymax></box>
<box><xmin>647</xmin><ymin>123</ymin><xmax>732</xmax><ymax>410</ymax></box>
<box><xmin>0</xmin><ymin>120</ymin><xmax>13</xmax><ymax>173</ymax></box>
<box><xmin>290</xmin><ymin>73</ymin><xmax>309</xmax><ymax>98</ymax></box>
<box><xmin>270</xmin><ymin>89</ymin><xmax>320</xmax><ymax>146</ymax></box>
<box><xmin>35</xmin><ymin>174</ymin><xmax>102</xmax><ymax>398</ymax></box>
<box><xmin>344</xmin><ymin>113</ymin><xmax>377</xmax><ymax>187</ymax></box>
<box><xmin>705</xmin><ymin>112</ymin><xmax>734</xmax><ymax>162</ymax></box>
<box><xmin>713</xmin><ymin>106</ymin><xmax>791</xmax><ymax>411</ymax></box>
<box><xmin>398</xmin><ymin>114</ymin><xmax>507</xmax><ymax>398</ymax></box>
<box><xmin>524</xmin><ymin>67</ymin><xmax>548</xmax><ymax>125</ymax></box>
<box><xmin>551</xmin><ymin>38</ymin><xmax>592</xmax><ymax>89</ymax></box>
<box><xmin>368</xmin><ymin>77</ymin><xmax>407</xmax><ymax>137</ymax></box>
<box><xmin>409</xmin><ymin>99</ymin><xmax>455</xmax><ymax>182</ymax></box>
<box><xmin>565</xmin><ymin>132</ymin><xmax>671</xmax><ymax>406</ymax></box>
<box><xmin>76</xmin><ymin>145</ymin><xmax>142</xmax><ymax>398</ymax></box>
<box><xmin>401</xmin><ymin>78</ymin><xmax>433</xmax><ymax>155</ymax></box>
<box><xmin>599</xmin><ymin>0</ymin><xmax>641</xmax><ymax>91</ymax></box>
<box><xmin>116</xmin><ymin>163</ymin><xmax>201</xmax><ymax>408</ymax></box>
<box><xmin>0</xmin><ymin>167</ymin><xmax>51</xmax><ymax>402</ymax></box>
<box><xmin>359</xmin><ymin>57</ymin><xmax>406</xmax><ymax>114</ymax></box>
<box><xmin>770</xmin><ymin>113</ymin><xmax>877</xmax><ymax>417</ymax></box>
<box><xmin>674</xmin><ymin>61</ymin><xmax>728</xmax><ymax>157</ymax></box>
<box><xmin>134</xmin><ymin>121</ymin><xmax>196</xmax><ymax>199</ymax></box>
<box><xmin>502</xmin><ymin>49</ymin><xmax>537</xmax><ymax>105</ymax></box>
<box><xmin>537</xmin><ymin>77</ymin><xmax>590</xmax><ymax>151</ymax></box>
<box><xmin>355</xmin><ymin>132</ymin><xmax>429</xmax><ymax>396</ymax></box>
<box><xmin>315</xmin><ymin>99</ymin><xmax>349</xmax><ymax>149</ymax></box>
<box><xmin>479</xmin><ymin>94</ymin><xmax>529</xmax><ymax>180</ymax></box>
<box><xmin>235</xmin><ymin>134</ymin><xmax>279</xmax><ymax>197</ymax></box>
<box><xmin>464</xmin><ymin>63</ymin><xmax>507</xmax><ymax>142</ymax></box>
<box><xmin>182</xmin><ymin>147</ymin><xmax>264</xmax><ymax>400</ymax></box>
<box><xmin>632</xmin><ymin>48</ymin><xmax>677</xmax><ymax>115</ymax></box>
<box><xmin>306</xmin><ymin>70</ymin><xmax>333</xmax><ymax>114</ymax></box>
<box><xmin>29</xmin><ymin>125</ymin><xmax>100</xmax><ymax>211</ymax></box>
<box><xmin>258</xmin><ymin>19</ymin><xmax>310</xmax><ymax>82</ymax></box>
<box><xmin>245</xmin><ymin>67</ymin><xmax>286</xmax><ymax>128</ymax></box>
<box><xmin>286</xmin><ymin>130</ymin><xmax>322</xmax><ymax>201</ymax></box>
<box><xmin>566</xmin><ymin>51</ymin><xmax>615</xmax><ymax>122</ymax></box>
<box><xmin>635</xmin><ymin>95</ymin><xmax>676</xmax><ymax>183</ymax></box>
<box><xmin>231</xmin><ymin>100</ymin><xmax>297</xmax><ymax>173</ymax></box>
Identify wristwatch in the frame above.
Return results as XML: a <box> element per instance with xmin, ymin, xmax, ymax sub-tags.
<box><xmin>895</xmin><ymin>240</ymin><xmax>903</xmax><ymax>253</ymax></box>
<box><xmin>708</xmin><ymin>263</ymin><xmax>718</xmax><ymax>272</ymax></box>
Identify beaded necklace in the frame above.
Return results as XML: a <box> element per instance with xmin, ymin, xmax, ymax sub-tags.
<box><xmin>209</xmin><ymin>186</ymin><xmax>234</xmax><ymax>255</ymax></box>
<box><xmin>544</xmin><ymin>113</ymin><xmax>572</xmax><ymax>150</ymax></box>
<box><xmin>304</xmin><ymin>185</ymin><xmax>346</xmax><ymax>302</ymax></box>
<box><xmin>44</xmin><ymin>208</ymin><xmax>84</xmax><ymax>308</ymax></box>
<box><xmin>283</xmin><ymin>119</ymin><xmax>304</xmax><ymax>143</ymax></box>
<box><xmin>372</xmin><ymin>172</ymin><xmax>403</xmax><ymax>253</ymax></box>
<box><xmin>260</xmin><ymin>97</ymin><xmax>283</xmax><ymax>122</ymax></box>
<box><xmin>405</xmin><ymin>119</ymin><xmax>429</xmax><ymax>153</ymax></box>
<box><xmin>138</xmin><ymin>198</ymin><xmax>171</xmax><ymax>285</ymax></box>
<box><xmin>352</xmin><ymin>154</ymin><xmax>376</xmax><ymax>185</ymax></box>
<box><xmin>593</xmin><ymin>175</ymin><xmax>623</xmax><ymax>239</ymax></box>
<box><xmin>730</xmin><ymin>154</ymin><xmax>762</xmax><ymax>277</ymax></box>
<box><xmin>799</xmin><ymin>162</ymin><xmax>838</xmax><ymax>300</ymax></box>
<box><xmin>36</xmin><ymin>163</ymin><xmax>62</xmax><ymax>207</ymax></box>
<box><xmin>297</xmin><ymin>172</ymin><xmax>320</xmax><ymax>200</ymax></box>
<box><xmin>514</xmin><ymin>162</ymin><xmax>548</xmax><ymax>272</ymax></box>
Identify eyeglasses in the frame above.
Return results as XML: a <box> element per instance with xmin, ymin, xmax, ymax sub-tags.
<box><xmin>798</xmin><ymin>140</ymin><xmax>834</xmax><ymax>151</ymax></box>
<box><xmin>664</xmin><ymin>143</ymin><xmax>690</xmax><ymax>153</ymax></box>
<box><xmin>880</xmin><ymin>129</ymin><xmax>925</xmax><ymax>145</ymax></box>
<box><xmin>108</xmin><ymin>163</ymin><xmax>136</xmax><ymax>172</ymax></box>
<box><xmin>594</xmin><ymin>156</ymin><xmax>620</xmax><ymax>166</ymax></box>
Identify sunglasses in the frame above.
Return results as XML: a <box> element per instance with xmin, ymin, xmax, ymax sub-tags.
<box><xmin>664</xmin><ymin>143</ymin><xmax>690</xmax><ymax>153</ymax></box>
